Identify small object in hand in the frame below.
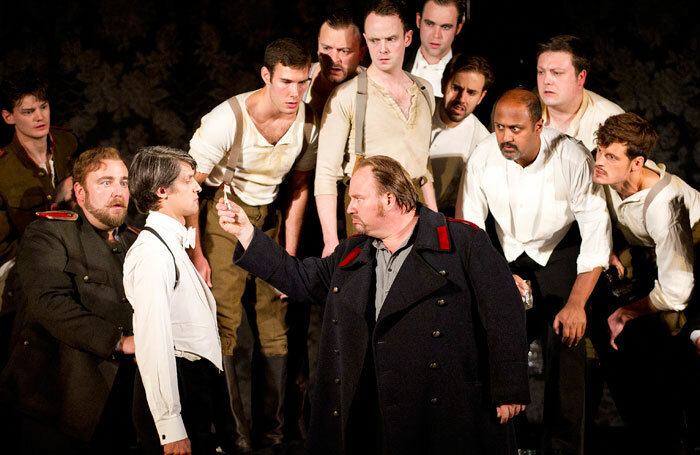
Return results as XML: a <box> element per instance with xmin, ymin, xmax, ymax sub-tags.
<box><xmin>522</xmin><ymin>279</ymin><xmax>533</xmax><ymax>310</ymax></box>
<box><xmin>223</xmin><ymin>184</ymin><xmax>233</xmax><ymax>210</ymax></box>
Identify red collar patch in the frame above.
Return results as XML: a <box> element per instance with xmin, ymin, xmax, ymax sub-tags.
<box><xmin>436</xmin><ymin>225</ymin><xmax>450</xmax><ymax>250</ymax></box>
<box><xmin>339</xmin><ymin>247</ymin><xmax>363</xmax><ymax>267</ymax></box>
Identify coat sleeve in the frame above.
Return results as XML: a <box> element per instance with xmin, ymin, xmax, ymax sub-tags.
<box><xmin>17</xmin><ymin>221</ymin><xmax>122</xmax><ymax>359</ymax></box>
<box><xmin>234</xmin><ymin>227</ymin><xmax>338</xmax><ymax>304</ymax></box>
<box><xmin>464</xmin><ymin>228</ymin><xmax>530</xmax><ymax>405</ymax></box>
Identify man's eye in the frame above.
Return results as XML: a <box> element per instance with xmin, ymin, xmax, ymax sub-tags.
<box><xmin>512</xmin><ymin>127</ymin><xmax>520</xmax><ymax>133</ymax></box>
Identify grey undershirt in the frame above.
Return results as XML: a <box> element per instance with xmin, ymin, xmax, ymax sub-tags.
<box><xmin>373</xmin><ymin>232</ymin><xmax>415</xmax><ymax>320</ymax></box>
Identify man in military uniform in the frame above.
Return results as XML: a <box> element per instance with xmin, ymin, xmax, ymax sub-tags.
<box><xmin>0</xmin><ymin>147</ymin><xmax>137</xmax><ymax>454</ymax></box>
<box><xmin>0</xmin><ymin>71</ymin><xmax>79</xmax><ymax>383</ymax></box>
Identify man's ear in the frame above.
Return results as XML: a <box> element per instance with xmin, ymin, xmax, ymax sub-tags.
<box><xmin>577</xmin><ymin>69</ymin><xmax>587</xmax><ymax>87</ymax></box>
<box><xmin>1</xmin><ymin>109</ymin><xmax>15</xmax><ymax>126</ymax></box>
<box><xmin>74</xmin><ymin>181</ymin><xmax>85</xmax><ymax>206</ymax></box>
<box><xmin>631</xmin><ymin>156</ymin><xmax>645</xmax><ymax>171</ymax></box>
<box><xmin>415</xmin><ymin>12</ymin><xmax>422</xmax><ymax>29</ymax></box>
<box><xmin>404</xmin><ymin>29</ymin><xmax>413</xmax><ymax>48</ymax></box>
<box><xmin>261</xmin><ymin>65</ymin><xmax>272</xmax><ymax>85</ymax></box>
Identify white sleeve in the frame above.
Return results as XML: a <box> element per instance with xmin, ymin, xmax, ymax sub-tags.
<box><xmin>124</xmin><ymin>242</ymin><xmax>187</xmax><ymax>445</ymax></box>
<box><xmin>188</xmin><ymin>101</ymin><xmax>239</xmax><ymax>176</ymax></box>
<box><xmin>567</xmin><ymin>152</ymin><xmax>612</xmax><ymax>274</ymax></box>
<box><xmin>455</xmin><ymin>147</ymin><xmax>489</xmax><ymax>229</ymax></box>
<box><xmin>647</xmin><ymin>195</ymin><xmax>695</xmax><ymax>311</ymax></box>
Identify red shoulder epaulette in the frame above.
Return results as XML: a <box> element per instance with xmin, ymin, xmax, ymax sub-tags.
<box><xmin>35</xmin><ymin>210</ymin><xmax>78</xmax><ymax>221</ymax></box>
<box><xmin>127</xmin><ymin>225</ymin><xmax>142</xmax><ymax>235</ymax></box>
<box><xmin>347</xmin><ymin>233</ymin><xmax>362</xmax><ymax>239</ymax></box>
<box><xmin>338</xmin><ymin>247</ymin><xmax>363</xmax><ymax>267</ymax></box>
<box><xmin>447</xmin><ymin>218</ymin><xmax>481</xmax><ymax>230</ymax></box>
<box><xmin>436</xmin><ymin>225</ymin><xmax>450</xmax><ymax>250</ymax></box>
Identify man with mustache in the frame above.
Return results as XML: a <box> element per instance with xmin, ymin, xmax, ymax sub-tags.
<box><xmin>0</xmin><ymin>147</ymin><xmax>138</xmax><ymax>454</ymax></box>
<box><xmin>315</xmin><ymin>0</ymin><xmax>438</xmax><ymax>258</ymax></box>
<box><xmin>429</xmin><ymin>54</ymin><xmax>492</xmax><ymax>216</ymax></box>
<box><xmin>404</xmin><ymin>0</ymin><xmax>466</xmax><ymax>98</ymax></box>
<box><xmin>217</xmin><ymin>155</ymin><xmax>529</xmax><ymax>455</ymax></box>
<box><xmin>591</xmin><ymin>113</ymin><xmax>700</xmax><ymax>453</ymax></box>
<box><xmin>185</xmin><ymin>38</ymin><xmax>318</xmax><ymax>452</ymax></box>
<box><xmin>537</xmin><ymin>35</ymin><xmax>623</xmax><ymax>152</ymax></box>
<box><xmin>304</xmin><ymin>9</ymin><xmax>367</xmax><ymax>119</ymax></box>
<box><xmin>457</xmin><ymin>89</ymin><xmax>612</xmax><ymax>455</ymax></box>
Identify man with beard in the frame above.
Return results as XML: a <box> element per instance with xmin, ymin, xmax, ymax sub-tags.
<box><xmin>216</xmin><ymin>155</ymin><xmax>529</xmax><ymax>455</ymax></box>
<box><xmin>457</xmin><ymin>89</ymin><xmax>612</xmax><ymax>455</ymax></box>
<box><xmin>404</xmin><ymin>0</ymin><xmax>466</xmax><ymax>97</ymax></box>
<box><xmin>304</xmin><ymin>9</ymin><xmax>367</xmax><ymax>118</ymax></box>
<box><xmin>0</xmin><ymin>147</ymin><xmax>138</xmax><ymax>454</ymax></box>
<box><xmin>429</xmin><ymin>54</ymin><xmax>492</xmax><ymax>216</ymax></box>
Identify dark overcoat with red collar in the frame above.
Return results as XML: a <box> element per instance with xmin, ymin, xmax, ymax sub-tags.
<box><xmin>235</xmin><ymin>206</ymin><xmax>530</xmax><ymax>454</ymax></box>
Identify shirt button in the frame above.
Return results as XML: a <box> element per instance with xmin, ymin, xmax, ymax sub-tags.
<box><xmin>332</xmin><ymin>410</ymin><xmax>340</xmax><ymax>417</ymax></box>
<box><xmin>112</xmin><ymin>247</ymin><xmax>119</xmax><ymax>253</ymax></box>
<box><xmin>83</xmin><ymin>275</ymin><xmax>89</xmax><ymax>282</ymax></box>
<box><xmin>436</xmin><ymin>299</ymin><xmax>445</xmax><ymax>307</ymax></box>
<box><xmin>429</xmin><ymin>362</ymin><xmax>438</xmax><ymax>369</ymax></box>
<box><xmin>46</xmin><ymin>194</ymin><xmax>53</xmax><ymax>201</ymax></box>
<box><xmin>438</xmin><ymin>270</ymin><xmax>447</xmax><ymax>276</ymax></box>
<box><xmin>332</xmin><ymin>287</ymin><xmax>339</xmax><ymax>293</ymax></box>
<box><xmin>38</xmin><ymin>171</ymin><xmax>45</xmax><ymax>177</ymax></box>
<box><xmin>121</xmin><ymin>297</ymin><xmax>128</xmax><ymax>303</ymax></box>
<box><xmin>432</xmin><ymin>330</ymin><xmax>442</xmax><ymax>338</ymax></box>
<box><xmin>430</xmin><ymin>397</ymin><xmax>439</xmax><ymax>405</ymax></box>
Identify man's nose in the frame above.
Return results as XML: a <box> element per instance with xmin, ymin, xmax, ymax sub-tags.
<box><xmin>432</xmin><ymin>26</ymin><xmax>442</xmax><ymax>39</ymax></box>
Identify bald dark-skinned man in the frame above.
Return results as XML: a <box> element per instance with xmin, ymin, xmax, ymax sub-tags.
<box><xmin>457</xmin><ymin>89</ymin><xmax>612</xmax><ymax>455</ymax></box>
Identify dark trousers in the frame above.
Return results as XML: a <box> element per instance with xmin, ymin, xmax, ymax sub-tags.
<box><xmin>509</xmin><ymin>227</ymin><xmax>585</xmax><ymax>455</ymax></box>
<box><xmin>133</xmin><ymin>357</ymin><xmax>219</xmax><ymax>455</ymax></box>
<box><xmin>18</xmin><ymin>360</ymin><xmax>136</xmax><ymax>455</ymax></box>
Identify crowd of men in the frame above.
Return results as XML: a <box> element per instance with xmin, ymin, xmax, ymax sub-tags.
<box><xmin>0</xmin><ymin>1</ymin><xmax>698</xmax><ymax>454</ymax></box>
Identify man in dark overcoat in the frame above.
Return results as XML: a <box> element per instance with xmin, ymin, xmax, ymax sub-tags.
<box><xmin>216</xmin><ymin>155</ymin><xmax>530</xmax><ymax>455</ymax></box>
<box><xmin>0</xmin><ymin>147</ymin><xmax>137</xmax><ymax>454</ymax></box>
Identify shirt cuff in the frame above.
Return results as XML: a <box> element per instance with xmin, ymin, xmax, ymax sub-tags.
<box><xmin>648</xmin><ymin>282</ymin><xmax>688</xmax><ymax>312</ymax></box>
<box><xmin>690</xmin><ymin>330</ymin><xmax>700</xmax><ymax>344</ymax></box>
<box><xmin>575</xmin><ymin>253</ymin><xmax>608</xmax><ymax>275</ymax></box>
<box><xmin>155</xmin><ymin>415</ymin><xmax>187</xmax><ymax>445</ymax></box>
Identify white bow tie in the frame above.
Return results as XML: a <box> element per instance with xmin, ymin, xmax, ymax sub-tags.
<box><xmin>183</xmin><ymin>227</ymin><xmax>197</xmax><ymax>249</ymax></box>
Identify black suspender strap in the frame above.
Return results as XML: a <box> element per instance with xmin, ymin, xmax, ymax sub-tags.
<box><xmin>142</xmin><ymin>227</ymin><xmax>179</xmax><ymax>289</ymax></box>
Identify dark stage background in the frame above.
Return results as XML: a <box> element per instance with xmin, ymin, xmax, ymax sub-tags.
<box><xmin>2</xmin><ymin>0</ymin><xmax>699</xmax><ymax>188</ymax></box>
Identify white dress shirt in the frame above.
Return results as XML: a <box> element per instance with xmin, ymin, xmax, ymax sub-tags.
<box><xmin>124</xmin><ymin>212</ymin><xmax>222</xmax><ymax>445</ymax></box>
<box><xmin>430</xmin><ymin>109</ymin><xmax>489</xmax><ymax>208</ymax></box>
<box><xmin>188</xmin><ymin>90</ymin><xmax>318</xmax><ymax>206</ymax></box>
<box><xmin>410</xmin><ymin>48</ymin><xmax>453</xmax><ymax>97</ymax></box>
<box><xmin>604</xmin><ymin>160</ymin><xmax>700</xmax><ymax>313</ymax></box>
<box><xmin>456</xmin><ymin>127</ymin><xmax>611</xmax><ymax>274</ymax></box>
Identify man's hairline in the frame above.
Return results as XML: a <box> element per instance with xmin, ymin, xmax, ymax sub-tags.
<box><xmin>419</xmin><ymin>0</ymin><xmax>463</xmax><ymax>25</ymax></box>
<box><xmin>319</xmin><ymin>21</ymin><xmax>363</xmax><ymax>45</ymax></box>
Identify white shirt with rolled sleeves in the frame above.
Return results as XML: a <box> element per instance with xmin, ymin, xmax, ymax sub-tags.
<box><xmin>410</xmin><ymin>48</ymin><xmax>452</xmax><ymax>98</ymax></box>
<box><xmin>604</xmin><ymin>160</ymin><xmax>700</xmax><ymax>316</ymax></box>
<box><xmin>456</xmin><ymin>127</ymin><xmax>612</xmax><ymax>274</ymax></box>
<box><xmin>123</xmin><ymin>212</ymin><xmax>222</xmax><ymax>445</ymax></box>
<box><xmin>188</xmin><ymin>89</ymin><xmax>318</xmax><ymax>206</ymax></box>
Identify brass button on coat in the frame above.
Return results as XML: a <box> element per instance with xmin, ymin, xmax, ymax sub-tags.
<box><xmin>436</xmin><ymin>299</ymin><xmax>445</xmax><ymax>306</ymax></box>
<box><xmin>432</xmin><ymin>330</ymin><xmax>441</xmax><ymax>338</ymax></box>
<box><xmin>438</xmin><ymin>270</ymin><xmax>446</xmax><ymax>276</ymax></box>
<box><xmin>83</xmin><ymin>275</ymin><xmax>89</xmax><ymax>282</ymax></box>
<box><xmin>334</xmin><ymin>378</ymin><xmax>341</xmax><ymax>384</ymax></box>
<box><xmin>332</xmin><ymin>410</ymin><xmax>340</xmax><ymax>417</ymax></box>
<box><xmin>430</xmin><ymin>397</ymin><xmax>438</xmax><ymax>405</ymax></box>
<box><xmin>429</xmin><ymin>362</ymin><xmax>438</xmax><ymax>369</ymax></box>
<box><xmin>332</xmin><ymin>287</ymin><xmax>339</xmax><ymax>293</ymax></box>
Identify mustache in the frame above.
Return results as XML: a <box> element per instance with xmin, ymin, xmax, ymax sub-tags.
<box><xmin>499</xmin><ymin>142</ymin><xmax>519</xmax><ymax>152</ymax></box>
<box><xmin>447</xmin><ymin>101</ymin><xmax>466</xmax><ymax>111</ymax></box>
<box><xmin>109</xmin><ymin>197</ymin><xmax>127</xmax><ymax>207</ymax></box>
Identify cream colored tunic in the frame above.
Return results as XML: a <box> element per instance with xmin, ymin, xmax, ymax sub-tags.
<box><xmin>314</xmin><ymin>73</ymin><xmax>434</xmax><ymax>196</ymax></box>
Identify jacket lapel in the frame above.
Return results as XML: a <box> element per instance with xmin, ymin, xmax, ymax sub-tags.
<box><xmin>376</xmin><ymin>208</ymin><xmax>449</xmax><ymax>323</ymax></box>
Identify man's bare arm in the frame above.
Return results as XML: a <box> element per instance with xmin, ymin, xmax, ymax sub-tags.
<box><xmin>316</xmin><ymin>194</ymin><xmax>340</xmax><ymax>257</ymax></box>
<box><xmin>185</xmin><ymin>171</ymin><xmax>211</xmax><ymax>287</ymax></box>
<box><xmin>608</xmin><ymin>296</ymin><xmax>659</xmax><ymax>350</ymax></box>
<box><xmin>421</xmin><ymin>182</ymin><xmax>438</xmax><ymax>212</ymax></box>
<box><xmin>283</xmin><ymin>170</ymin><xmax>312</xmax><ymax>257</ymax></box>
<box><xmin>553</xmin><ymin>267</ymin><xmax>601</xmax><ymax>347</ymax></box>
